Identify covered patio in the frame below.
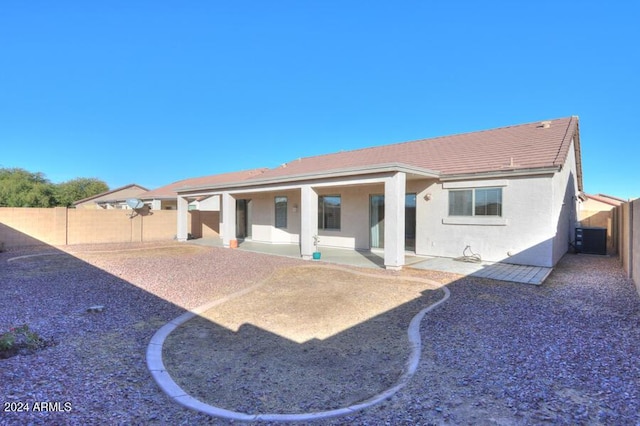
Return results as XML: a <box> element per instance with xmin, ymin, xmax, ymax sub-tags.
<box><xmin>176</xmin><ymin>166</ymin><xmax>439</xmax><ymax>270</ymax></box>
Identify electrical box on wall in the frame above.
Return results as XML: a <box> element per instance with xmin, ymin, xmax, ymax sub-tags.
<box><xmin>575</xmin><ymin>227</ymin><xmax>607</xmax><ymax>255</ymax></box>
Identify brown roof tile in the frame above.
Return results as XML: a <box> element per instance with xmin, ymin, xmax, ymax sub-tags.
<box><xmin>73</xmin><ymin>183</ymin><xmax>148</xmax><ymax>205</ymax></box>
<box><xmin>141</xmin><ymin>169</ymin><xmax>268</xmax><ymax>199</ymax></box>
<box><xmin>249</xmin><ymin>117</ymin><xmax>579</xmax><ymax>180</ymax></box>
<box><xmin>586</xmin><ymin>193</ymin><xmax>626</xmax><ymax>206</ymax></box>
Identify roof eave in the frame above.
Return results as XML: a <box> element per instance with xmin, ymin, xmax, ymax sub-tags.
<box><xmin>177</xmin><ymin>163</ymin><xmax>440</xmax><ymax>194</ymax></box>
<box><xmin>440</xmin><ymin>166</ymin><xmax>561</xmax><ymax>181</ymax></box>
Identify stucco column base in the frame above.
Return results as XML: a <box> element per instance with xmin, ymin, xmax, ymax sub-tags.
<box><xmin>176</xmin><ymin>196</ymin><xmax>189</xmax><ymax>242</ymax></box>
<box><xmin>221</xmin><ymin>192</ymin><xmax>236</xmax><ymax>248</ymax></box>
<box><xmin>300</xmin><ymin>185</ymin><xmax>319</xmax><ymax>260</ymax></box>
<box><xmin>385</xmin><ymin>265</ymin><xmax>403</xmax><ymax>271</ymax></box>
<box><xmin>384</xmin><ymin>172</ymin><xmax>406</xmax><ymax>269</ymax></box>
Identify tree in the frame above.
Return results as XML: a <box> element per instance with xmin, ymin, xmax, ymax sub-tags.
<box><xmin>0</xmin><ymin>168</ymin><xmax>55</xmax><ymax>207</ymax></box>
<box><xmin>54</xmin><ymin>178</ymin><xmax>109</xmax><ymax>207</ymax></box>
<box><xmin>0</xmin><ymin>168</ymin><xmax>109</xmax><ymax>207</ymax></box>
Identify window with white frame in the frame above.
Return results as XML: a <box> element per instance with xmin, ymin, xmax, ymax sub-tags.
<box><xmin>318</xmin><ymin>195</ymin><xmax>341</xmax><ymax>230</ymax></box>
<box><xmin>449</xmin><ymin>188</ymin><xmax>502</xmax><ymax>216</ymax></box>
<box><xmin>275</xmin><ymin>196</ymin><xmax>287</xmax><ymax>228</ymax></box>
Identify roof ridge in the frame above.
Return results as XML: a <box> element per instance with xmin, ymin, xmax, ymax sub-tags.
<box><xmin>283</xmin><ymin>116</ymin><xmax>575</xmax><ymax>166</ymax></box>
<box><xmin>73</xmin><ymin>183</ymin><xmax>148</xmax><ymax>204</ymax></box>
<box><xmin>552</xmin><ymin>116</ymin><xmax>578</xmax><ymax>166</ymax></box>
<box><xmin>163</xmin><ymin>167</ymin><xmax>269</xmax><ymax>186</ymax></box>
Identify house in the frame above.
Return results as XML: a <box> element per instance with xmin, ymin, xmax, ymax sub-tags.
<box><xmin>73</xmin><ymin>184</ymin><xmax>148</xmax><ymax>209</ymax></box>
<box><xmin>175</xmin><ymin>117</ymin><xmax>583</xmax><ymax>269</ymax></box>
<box><xmin>138</xmin><ymin>169</ymin><xmax>268</xmax><ymax>210</ymax></box>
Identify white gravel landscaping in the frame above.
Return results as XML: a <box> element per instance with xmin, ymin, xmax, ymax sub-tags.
<box><xmin>1</xmin><ymin>242</ymin><xmax>639</xmax><ymax>425</ymax></box>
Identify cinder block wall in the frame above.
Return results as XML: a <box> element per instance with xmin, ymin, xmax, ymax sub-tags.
<box><xmin>0</xmin><ymin>207</ymin><xmax>219</xmax><ymax>249</ymax></box>
<box><xmin>68</xmin><ymin>209</ymin><xmax>138</xmax><ymax>244</ymax></box>
<box><xmin>614</xmin><ymin>200</ymin><xmax>639</xmax><ymax>295</ymax></box>
<box><xmin>143</xmin><ymin>210</ymin><xmax>182</xmax><ymax>241</ymax></box>
<box><xmin>188</xmin><ymin>211</ymin><xmax>220</xmax><ymax>239</ymax></box>
<box><xmin>0</xmin><ymin>207</ymin><xmax>67</xmax><ymax>246</ymax></box>
<box><xmin>633</xmin><ymin>200</ymin><xmax>639</xmax><ymax>294</ymax></box>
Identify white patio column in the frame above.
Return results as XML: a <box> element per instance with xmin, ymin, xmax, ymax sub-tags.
<box><xmin>221</xmin><ymin>192</ymin><xmax>236</xmax><ymax>247</ymax></box>
<box><xmin>176</xmin><ymin>196</ymin><xmax>189</xmax><ymax>242</ymax></box>
<box><xmin>384</xmin><ymin>172</ymin><xmax>406</xmax><ymax>270</ymax></box>
<box><xmin>300</xmin><ymin>185</ymin><xmax>318</xmax><ymax>260</ymax></box>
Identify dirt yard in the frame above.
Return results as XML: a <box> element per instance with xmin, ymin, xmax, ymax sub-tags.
<box><xmin>1</xmin><ymin>242</ymin><xmax>639</xmax><ymax>425</ymax></box>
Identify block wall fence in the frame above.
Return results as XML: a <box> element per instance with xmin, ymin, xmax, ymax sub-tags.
<box><xmin>613</xmin><ymin>200</ymin><xmax>640</xmax><ymax>295</ymax></box>
<box><xmin>0</xmin><ymin>207</ymin><xmax>219</xmax><ymax>249</ymax></box>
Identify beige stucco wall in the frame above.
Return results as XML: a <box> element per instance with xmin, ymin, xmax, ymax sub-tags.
<box><xmin>239</xmin><ymin>183</ymin><xmax>387</xmax><ymax>250</ymax></box>
<box><xmin>247</xmin><ymin>190</ymin><xmax>302</xmax><ymax>244</ymax></box>
<box><xmin>415</xmin><ymin>174</ymin><xmax>557</xmax><ymax>267</ymax></box>
<box><xmin>550</xmin><ymin>140</ymin><xmax>580</xmax><ymax>265</ymax></box>
<box><xmin>315</xmin><ymin>184</ymin><xmax>384</xmax><ymax>250</ymax></box>
<box><xmin>228</xmin><ymin>168</ymin><xmax>572</xmax><ymax>267</ymax></box>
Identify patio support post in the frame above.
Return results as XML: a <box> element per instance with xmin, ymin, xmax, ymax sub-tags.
<box><xmin>221</xmin><ymin>192</ymin><xmax>236</xmax><ymax>247</ymax></box>
<box><xmin>300</xmin><ymin>185</ymin><xmax>318</xmax><ymax>260</ymax></box>
<box><xmin>384</xmin><ymin>172</ymin><xmax>406</xmax><ymax>270</ymax></box>
<box><xmin>176</xmin><ymin>196</ymin><xmax>189</xmax><ymax>242</ymax></box>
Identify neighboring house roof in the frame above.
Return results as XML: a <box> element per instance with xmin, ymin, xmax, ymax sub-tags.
<box><xmin>73</xmin><ymin>183</ymin><xmax>149</xmax><ymax>206</ymax></box>
<box><xmin>140</xmin><ymin>169</ymin><xmax>269</xmax><ymax>200</ymax></box>
<box><xmin>585</xmin><ymin>193</ymin><xmax>626</xmax><ymax>207</ymax></box>
<box><xmin>178</xmin><ymin>116</ymin><xmax>583</xmax><ymax>193</ymax></box>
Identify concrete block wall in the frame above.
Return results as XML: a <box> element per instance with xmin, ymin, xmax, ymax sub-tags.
<box><xmin>0</xmin><ymin>207</ymin><xmax>67</xmax><ymax>246</ymax></box>
<box><xmin>614</xmin><ymin>200</ymin><xmax>639</xmax><ymax>295</ymax></box>
<box><xmin>0</xmin><ymin>207</ymin><xmax>218</xmax><ymax>249</ymax></box>
<box><xmin>186</xmin><ymin>210</ymin><xmax>220</xmax><ymax>239</ymax></box>
<box><xmin>143</xmin><ymin>210</ymin><xmax>184</xmax><ymax>241</ymax></box>
<box><xmin>633</xmin><ymin>200</ymin><xmax>639</xmax><ymax>294</ymax></box>
<box><xmin>67</xmin><ymin>209</ymin><xmax>137</xmax><ymax>244</ymax></box>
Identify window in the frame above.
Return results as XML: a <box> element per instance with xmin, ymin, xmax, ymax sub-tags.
<box><xmin>474</xmin><ymin>188</ymin><xmax>502</xmax><ymax>216</ymax></box>
<box><xmin>318</xmin><ymin>195</ymin><xmax>341</xmax><ymax>230</ymax></box>
<box><xmin>449</xmin><ymin>190</ymin><xmax>473</xmax><ymax>216</ymax></box>
<box><xmin>449</xmin><ymin>188</ymin><xmax>502</xmax><ymax>216</ymax></box>
<box><xmin>275</xmin><ymin>196</ymin><xmax>287</xmax><ymax>228</ymax></box>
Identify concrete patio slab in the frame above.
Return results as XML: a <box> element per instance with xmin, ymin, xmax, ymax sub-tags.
<box><xmin>187</xmin><ymin>238</ymin><xmax>552</xmax><ymax>284</ymax></box>
<box><xmin>409</xmin><ymin>257</ymin><xmax>552</xmax><ymax>285</ymax></box>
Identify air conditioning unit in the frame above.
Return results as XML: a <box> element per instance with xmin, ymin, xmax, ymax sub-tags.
<box><xmin>575</xmin><ymin>227</ymin><xmax>607</xmax><ymax>255</ymax></box>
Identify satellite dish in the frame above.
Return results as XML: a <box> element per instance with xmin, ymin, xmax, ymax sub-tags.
<box><xmin>126</xmin><ymin>198</ymin><xmax>145</xmax><ymax>210</ymax></box>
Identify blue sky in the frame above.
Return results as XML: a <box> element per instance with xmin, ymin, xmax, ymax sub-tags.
<box><xmin>1</xmin><ymin>2</ymin><xmax>638</xmax><ymax>199</ymax></box>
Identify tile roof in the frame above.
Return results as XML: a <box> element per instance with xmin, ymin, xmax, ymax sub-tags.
<box><xmin>586</xmin><ymin>193</ymin><xmax>626</xmax><ymax>206</ymax></box>
<box><xmin>250</xmin><ymin>117</ymin><xmax>579</xmax><ymax>181</ymax></box>
<box><xmin>141</xmin><ymin>168</ymin><xmax>268</xmax><ymax>199</ymax></box>
<box><xmin>73</xmin><ymin>183</ymin><xmax>148</xmax><ymax>205</ymax></box>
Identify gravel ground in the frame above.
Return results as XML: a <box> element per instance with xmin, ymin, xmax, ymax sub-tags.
<box><xmin>1</xmin><ymin>243</ymin><xmax>639</xmax><ymax>425</ymax></box>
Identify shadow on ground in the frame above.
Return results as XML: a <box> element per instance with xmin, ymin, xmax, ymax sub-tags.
<box><xmin>162</xmin><ymin>266</ymin><xmax>445</xmax><ymax>414</ymax></box>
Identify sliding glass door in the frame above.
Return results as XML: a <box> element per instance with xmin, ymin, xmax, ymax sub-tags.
<box><xmin>370</xmin><ymin>195</ymin><xmax>385</xmax><ymax>249</ymax></box>
<box><xmin>369</xmin><ymin>194</ymin><xmax>416</xmax><ymax>250</ymax></box>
